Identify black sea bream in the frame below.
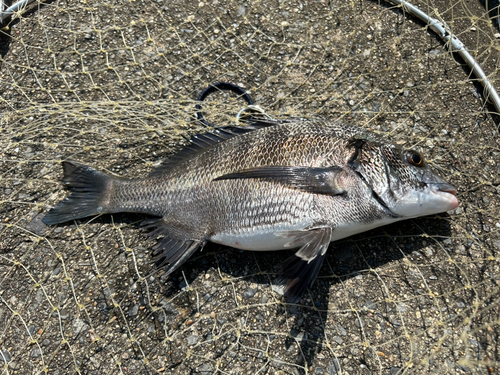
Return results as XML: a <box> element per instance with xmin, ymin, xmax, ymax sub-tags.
<box><xmin>42</xmin><ymin>119</ymin><xmax>458</xmax><ymax>302</ymax></box>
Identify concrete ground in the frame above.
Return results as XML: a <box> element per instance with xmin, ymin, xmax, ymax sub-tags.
<box><xmin>0</xmin><ymin>0</ymin><xmax>499</xmax><ymax>374</ymax></box>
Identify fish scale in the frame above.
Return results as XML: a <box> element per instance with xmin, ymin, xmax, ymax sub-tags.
<box><xmin>42</xmin><ymin>119</ymin><xmax>458</xmax><ymax>302</ymax></box>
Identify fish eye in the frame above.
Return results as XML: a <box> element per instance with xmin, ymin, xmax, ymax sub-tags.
<box><xmin>406</xmin><ymin>151</ymin><xmax>424</xmax><ymax>167</ymax></box>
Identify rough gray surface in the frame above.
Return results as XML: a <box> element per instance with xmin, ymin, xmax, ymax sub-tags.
<box><xmin>0</xmin><ymin>0</ymin><xmax>499</xmax><ymax>374</ymax></box>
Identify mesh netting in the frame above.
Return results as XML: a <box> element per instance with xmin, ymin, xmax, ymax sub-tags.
<box><xmin>1</xmin><ymin>0</ymin><xmax>499</xmax><ymax>374</ymax></box>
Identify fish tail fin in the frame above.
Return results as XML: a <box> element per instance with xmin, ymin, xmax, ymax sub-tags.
<box><xmin>42</xmin><ymin>160</ymin><xmax>114</xmax><ymax>225</ymax></box>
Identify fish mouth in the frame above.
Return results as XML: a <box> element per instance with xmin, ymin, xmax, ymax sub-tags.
<box><xmin>430</xmin><ymin>183</ymin><xmax>459</xmax><ymax>211</ymax></box>
<box><xmin>436</xmin><ymin>183</ymin><xmax>457</xmax><ymax>196</ymax></box>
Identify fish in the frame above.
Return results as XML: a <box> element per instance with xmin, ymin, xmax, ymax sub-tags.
<box><xmin>42</xmin><ymin>119</ymin><xmax>459</xmax><ymax>302</ymax></box>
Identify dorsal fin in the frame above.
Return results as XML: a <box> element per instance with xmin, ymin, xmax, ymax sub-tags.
<box><xmin>148</xmin><ymin>119</ymin><xmax>284</xmax><ymax>176</ymax></box>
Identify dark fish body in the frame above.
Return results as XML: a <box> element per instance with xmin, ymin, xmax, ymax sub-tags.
<box><xmin>43</xmin><ymin>120</ymin><xmax>458</xmax><ymax>302</ymax></box>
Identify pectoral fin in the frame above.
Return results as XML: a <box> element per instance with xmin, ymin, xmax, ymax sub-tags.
<box><xmin>214</xmin><ymin>166</ymin><xmax>345</xmax><ymax>195</ymax></box>
<box><xmin>277</xmin><ymin>226</ymin><xmax>332</xmax><ymax>303</ymax></box>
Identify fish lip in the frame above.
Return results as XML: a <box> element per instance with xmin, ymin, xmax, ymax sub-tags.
<box><xmin>429</xmin><ymin>183</ymin><xmax>459</xmax><ymax>210</ymax></box>
<box><xmin>435</xmin><ymin>183</ymin><xmax>457</xmax><ymax>196</ymax></box>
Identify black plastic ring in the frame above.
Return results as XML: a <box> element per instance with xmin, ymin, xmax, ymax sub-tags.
<box><xmin>196</xmin><ymin>82</ymin><xmax>254</xmax><ymax>127</ymax></box>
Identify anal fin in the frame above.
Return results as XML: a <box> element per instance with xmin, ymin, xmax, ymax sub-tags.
<box><xmin>277</xmin><ymin>226</ymin><xmax>332</xmax><ymax>303</ymax></box>
<box><xmin>142</xmin><ymin>218</ymin><xmax>206</xmax><ymax>276</ymax></box>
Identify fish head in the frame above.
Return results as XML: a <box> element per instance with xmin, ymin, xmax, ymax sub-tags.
<box><xmin>347</xmin><ymin>138</ymin><xmax>459</xmax><ymax>218</ymax></box>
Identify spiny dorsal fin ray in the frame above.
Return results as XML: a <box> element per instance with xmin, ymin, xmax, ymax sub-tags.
<box><xmin>214</xmin><ymin>166</ymin><xmax>345</xmax><ymax>196</ymax></box>
<box><xmin>148</xmin><ymin>119</ymin><xmax>286</xmax><ymax>177</ymax></box>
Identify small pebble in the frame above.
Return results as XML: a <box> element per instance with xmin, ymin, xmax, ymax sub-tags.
<box><xmin>30</xmin><ymin>348</ymin><xmax>41</xmax><ymax>358</ymax></box>
<box><xmin>0</xmin><ymin>350</ymin><xmax>12</xmax><ymax>363</ymax></box>
<box><xmin>243</xmin><ymin>287</ymin><xmax>258</xmax><ymax>299</ymax></box>
<box><xmin>354</xmin><ymin>318</ymin><xmax>364</xmax><ymax>328</ymax></box>
<box><xmin>187</xmin><ymin>334</ymin><xmax>198</xmax><ymax>346</ymax></box>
